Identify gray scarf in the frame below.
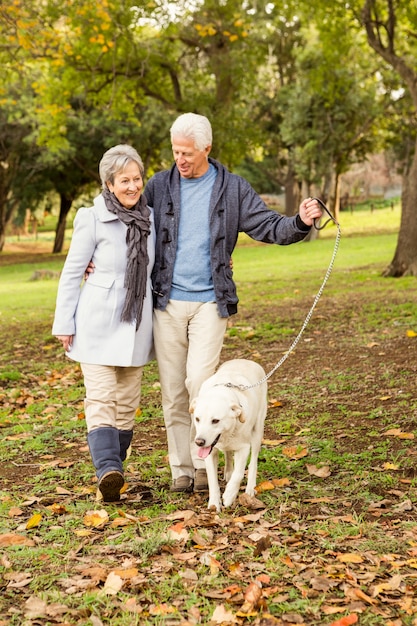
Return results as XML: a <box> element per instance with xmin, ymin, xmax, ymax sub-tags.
<box><xmin>102</xmin><ymin>187</ymin><xmax>151</xmax><ymax>330</ymax></box>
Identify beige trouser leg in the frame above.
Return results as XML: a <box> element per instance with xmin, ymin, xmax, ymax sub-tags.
<box><xmin>154</xmin><ymin>301</ymin><xmax>227</xmax><ymax>480</ymax></box>
<box><xmin>80</xmin><ymin>363</ymin><xmax>143</xmax><ymax>432</ymax></box>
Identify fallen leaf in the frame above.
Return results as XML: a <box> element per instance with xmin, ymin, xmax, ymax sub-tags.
<box><xmin>372</xmin><ymin>574</ymin><xmax>403</xmax><ymax>597</ymax></box>
<box><xmin>101</xmin><ymin>571</ymin><xmax>123</xmax><ymax>595</ymax></box>
<box><xmin>282</xmin><ymin>446</ymin><xmax>308</xmax><ymax>460</ymax></box>
<box><xmin>337</xmin><ymin>553</ymin><xmax>363</xmax><ymax>564</ymax></box>
<box><xmin>0</xmin><ymin>533</ymin><xmax>35</xmax><ymax>547</ymax></box>
<box><xmin>211</xmin><ymin>604</ymin><xmax>238</xmax><ymax>624</ymax></box>
<box><xmin>83</xmin><ymin>509</ymin><xmax>109</xmax><ymax>528</ymax></box>
<box><xmin>6</xmin><ymin>572</ymin><xmax>33</xmax><ymax>588</ymax></box>
<box><xmin>111</xmin><ymin>567</ymin><xmax>139</xmax><ymax>579</ymax></box>
<box><xmin>384</xmin><ymin>428</ymin><xmax>414</xmax><ymax>439</ymax></box>
<box><xmin>272</xmin><ymin>477</ymin><xmax>291</xmax><ymax>487</ymax></box>
<box><xmin>149</xmin><ymin>603</ymin><xmax>177</xmax><ymax>615</ymax></box>
<box><xmin>382</xmin><ymin>462</ymin><xmax>399</xmax><ymax>470</ymax></box>
<box><xmin>256</xmin><ymin>480</ymin><xmax>276</xmax><ymax>493</ymax></box>
<box><xmin>26</xmin><ymin>513</ymin><xmax>42</xmax><ymax>529</ymax></box>
<box><xmin>306</xmin><ymin>464</ymin><xmax>331</xmax><ymax>478</ymax></box>
<box><xmin>47</xmin><ymin>503</ymin><xmax>67</xmax><ymax>515</ymax></box>
<box><xmin>164</xmin><ymin>521</ymin><xmax>190</xmax><ymax>541</ymax></box>
<box><xmin>406</xmin><ymin>329</ymin><xmax>417</xmax><ymax>337</ymax></box>
<box><xmin>238</xmin><ymin>493</ymin><xmax>265</xmax><ymax>509</ymax></box>
<box><xmin>8</xmin><ymin>507</ymin><xmax>24</xmax><ymax>517</ymax></box>
<box><xmin>329</xmin><ymin>614</ymin><xmax>358</xmax><ymax>626</ymax></box>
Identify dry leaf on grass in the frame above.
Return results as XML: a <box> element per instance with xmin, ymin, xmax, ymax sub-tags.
<box><xmin>306</xmin><ymin>464</ymin><xmax>331</xmax><ymax>477</ymax></box>
<box><xmin>0</xmin><ymin>533</ymin><xmax>35</xmax><ymax>547</ymax></box>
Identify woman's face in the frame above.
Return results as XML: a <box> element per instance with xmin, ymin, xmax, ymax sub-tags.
<box><xmin>107</xmin><ymin>161</ymin><xmax>143</xmax><ymax>209</ymax></box>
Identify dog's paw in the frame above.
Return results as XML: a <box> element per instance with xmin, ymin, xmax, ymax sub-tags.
<box><xmin>208</xmin><ymin>500</ymin><xmax>222</xmax><ymax>512</ymax></box>
<box><xmin>222</xmin><ymin>493</ymin><xmax>238</xmax><ymax>508</ymax></box>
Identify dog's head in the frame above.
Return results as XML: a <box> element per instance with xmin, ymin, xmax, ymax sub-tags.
<box><xmin>190</xmin><ymin>389</ymin><xmax>244</xmax><ymax>459</ymax></box>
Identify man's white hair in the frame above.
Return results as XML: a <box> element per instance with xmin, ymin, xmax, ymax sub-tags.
<box><xmin>170</xmin><ymin>113</ymin><xmax>212</xmax><ymax>151</ymax></box>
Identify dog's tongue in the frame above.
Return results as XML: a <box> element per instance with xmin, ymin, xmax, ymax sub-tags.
<box><xmin>197</xmin><ymin>446</ymin><xmax>211</xmax><ymax>459</ymax></box>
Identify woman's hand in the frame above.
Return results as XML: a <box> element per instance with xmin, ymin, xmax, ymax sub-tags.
<box><xmin>55</xmin><ymin>335</ymin><xmax>73</xmax><ymax>351</ymax></box>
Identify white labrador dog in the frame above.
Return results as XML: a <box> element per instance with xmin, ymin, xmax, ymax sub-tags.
<box><xmin>190</xmin><ymin>359</ymin><xmax>267</xmax><ymax>512</ymax></box>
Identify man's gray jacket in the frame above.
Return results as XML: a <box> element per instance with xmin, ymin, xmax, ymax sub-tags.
<box><xmin>145</xmin><ymin>157</ymin><xmax>311</xmax><ymax>318</ymax></box>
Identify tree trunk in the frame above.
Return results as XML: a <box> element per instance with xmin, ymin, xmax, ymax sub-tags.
<box><xmin>361</xmin><ymin>0</ymin><xmax>417</xmax><ymax>277</ymax></box>
<box><xmin>53</xmin><ymin>193</ymin><xmax>73</xmax><ymax>254</ymax></box>
<box><xmin>284</xmin><ymin>165</ymin><xmax>300</xmax><ymax>216</ymax></box>
<box><xmin>383</xmin><ymin>138</ymin><xmax>417</xmax><ymax>277</ymax></box>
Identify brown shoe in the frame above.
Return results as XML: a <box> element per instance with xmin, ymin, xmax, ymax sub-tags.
<box><xmin>170</xmin><ymin>475</ymin><xmax>194</xmax><ymax>493</ymax></box>
<box><xmin>98</xmin><ymin>470</ymin><xmax>124</xmax><ymax>502</ymax></box>
<box><xmin>194</xmin><ymin>469</ymin><xmax>209</xmax><ymax>492</ymax></box>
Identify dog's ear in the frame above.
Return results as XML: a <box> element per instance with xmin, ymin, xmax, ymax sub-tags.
<box><xmin>189</xmin><ymin>398</ymin><xmax>197</xmax><ymax>414</ymax></box>
<box><xmin>231</xmin><ymin>403</ymin><xmax>245</xmax><ymax>423</ymax></box>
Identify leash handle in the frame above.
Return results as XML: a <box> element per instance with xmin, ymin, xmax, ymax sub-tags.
<box><xmin>313</xmin><ymin>197</ymin><xmax>340</xmax><ymax>231</ymax></box>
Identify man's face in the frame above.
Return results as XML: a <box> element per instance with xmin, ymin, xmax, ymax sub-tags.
<box><xmin>172</xmin><ymin>136</ymin><xmax>211</xmax><ymax>179</ymax></box>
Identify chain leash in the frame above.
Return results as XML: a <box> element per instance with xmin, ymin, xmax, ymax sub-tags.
<box><xmin>223</xmin><ymin>198</ymin><xmax>341</xmax><ymax>392</ymax></box>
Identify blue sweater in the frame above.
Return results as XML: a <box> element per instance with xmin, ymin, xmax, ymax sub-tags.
<box><xmin>170</xmin><ymin>164</ymin><xmax>217</xmax><ymax>302</ymax></box>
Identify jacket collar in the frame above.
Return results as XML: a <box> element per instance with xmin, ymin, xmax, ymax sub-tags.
<box><xmin>94</xmin><ymin>194</ymin><xmax>120</xmax><ymax>222</ymax></box>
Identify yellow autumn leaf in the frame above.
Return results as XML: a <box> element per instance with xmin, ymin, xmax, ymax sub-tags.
<box><xmin>337</xmin><ymin>553</ymin><xmax>363</xmax><ymax>563</ymax></box>
<box><xmin>406</xmin><ymin>329</ymin><xmax>417</xmax><ymax>337</ymax></box>
<box><xmin>255</xmin><ymin>480</ymin><xmax>276</xmax><ymax>492</ymax></box>
<box><xmin>111</xmin><ymin>567</ymin><xmax>139</xmax><ymax>579</ymax></box>
<box><xmin>282</xmin><ymin>446</ymin><xmax>308</xmax><ymax>459</ymax></box>
<box><xmin>383</xmin><ymin>462</ymin><xmax>399</xmax><ymax>470</ymax></box>
<box><xmin>262</xmin><ymin>438</ymin><xmax>286</xmax><ymax>445</ymax></box>
<box><xmin>149</xmin><ymin>603</ymin><xmax>177</xmax><ymax>615</ymax></box>
<box><xmin>267</xmin><ymin>399</ymin><xmax>283</xmax><ymax>409</ymax></box>
<box><xmin>26</xmin><ymin>513</ymin><xmax>42</xmax><ymax>529</ymax></box>
<box><xmin>74</xmin><ymin>529</ymin><xmax>93</xmax><ymax>537</ymax></box>
<box><xmin>83</xmin><ymin>509</ymin><xmax>109</xmax><ymax>528</ymax></box>
<box><xmin>47</xmin><ymin>503</ymin><xmax>67</xmax><ymax>515</ymax></box>
<box><xmin>111</xmin><ymin>517</ymin><xmax>133</xmax><ymax>528</ymax></box>
<box><xmin>272</xmin><ymin>477</ymin><xmax>291</xmax><ymax>487</ymax></box>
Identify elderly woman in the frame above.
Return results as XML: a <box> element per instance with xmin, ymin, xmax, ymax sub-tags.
<box><xmin>52</xmin><ymin>145</ymin><xmax>155</xmax><ymax>502</ymax></box>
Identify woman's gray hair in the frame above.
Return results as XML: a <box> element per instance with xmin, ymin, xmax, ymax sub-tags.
<box><xmin>99</xmin><ymin>144</ymin><xmax>144</xmax><ymax>190</ymax></box>
<box><xmin>170</xmin><ymin>113</ymin><xmax>212</xmax><ymax>151</ymax></box>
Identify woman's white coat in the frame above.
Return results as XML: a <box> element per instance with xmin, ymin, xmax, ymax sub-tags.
<box><xmin>52</xmin><ymin>194</ymin><xmax>155</xmax><ymax>366</ymax></box>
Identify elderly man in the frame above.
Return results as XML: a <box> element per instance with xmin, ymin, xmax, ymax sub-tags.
<box><xmin>145</xmin><ymin>112</ymin><xmax>322</xmax><ymax>493</ymax></box>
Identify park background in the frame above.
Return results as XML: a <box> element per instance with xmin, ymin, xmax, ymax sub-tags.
<box><xmin>1</xmin><ymin>2</ymin><xmax>417</xmax><ymax>626</ymax></box>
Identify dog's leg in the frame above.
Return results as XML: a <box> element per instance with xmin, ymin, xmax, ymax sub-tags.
<box><xmin>224</xmin><ymin>450</ymin><xmax>233</xmax><ymax>483</ymax></box>
<box><xmin>222</xmin><ymin>444</ymin><xmax>250</xmax><ymax>508</ymax></box>
<box><xmin>245</xmin><ymin>443</ymin><xmax>261</xmax><ymax>496</ymax></box>
<box><xmin>245</xmin><ymin>409</ymin><xmax>266</xmax><ymax>496</ymax></box>
<box><xmin>206</xmin><ymin>448</ymin><xmax>222</xmax><ymax>512</ymax></box>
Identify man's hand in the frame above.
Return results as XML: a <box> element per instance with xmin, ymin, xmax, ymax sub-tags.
<box><xmin>84</xmin><ymin>260</ymin><xmax>95</xmax><ymax>281</ymax></box>
<box><xmin>299</xmin><ymin>197</ymin><xmax>323</xmax><ymax>227</ymax></box>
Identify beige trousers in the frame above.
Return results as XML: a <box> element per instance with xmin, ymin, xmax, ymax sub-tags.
<box><xmin>80</xmin><ymin>363</ymin><xmax>142</xmax><ymax>432</ymax></box>
<box><xmin>153</xmin><ymin>300</ymin><xmax>228</xmax><ymax>480</ymax></box>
